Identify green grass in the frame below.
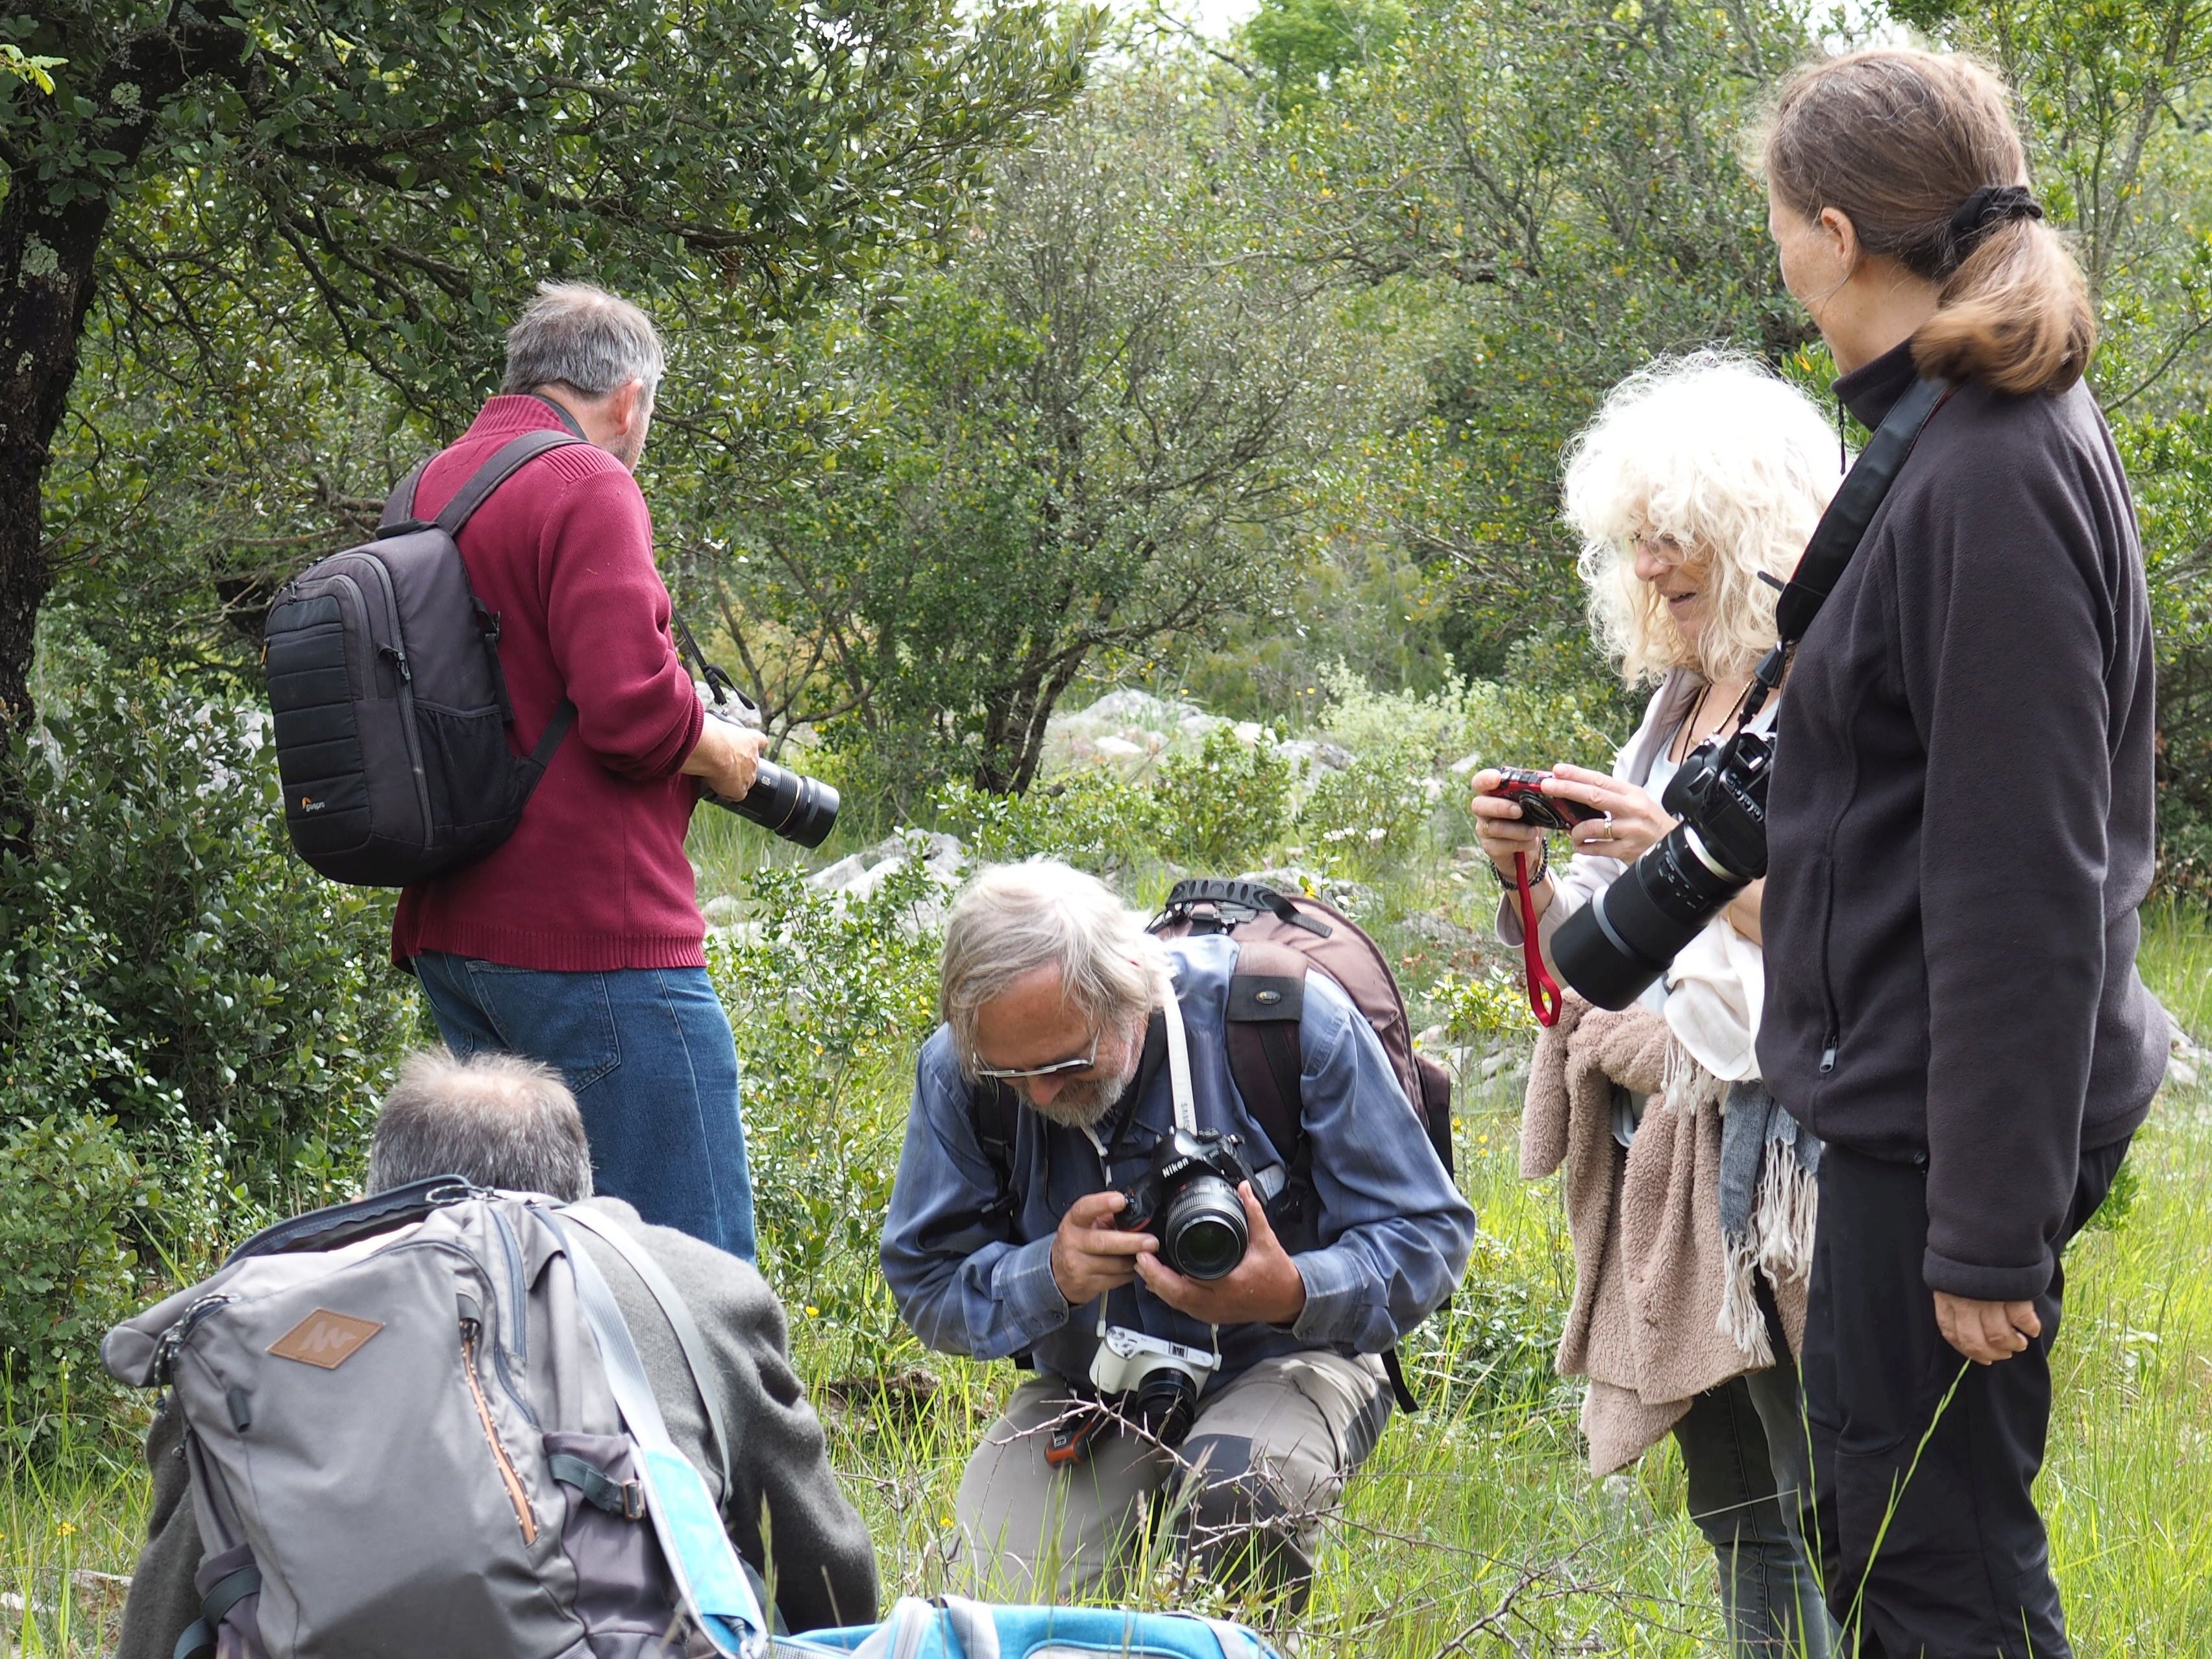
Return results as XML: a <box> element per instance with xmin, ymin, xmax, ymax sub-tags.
<box><xmin>805</xmin><ymin>1083</ymin><xmax>2212</xmax><ymax>1654</ymax></box>
<box><xmin>2139</xmin><ymin>894</ymin><xmax>2212</xmax><ymax>1042</ymax></box>
<box><xmin>754</xmin><ymin>891</ymin><xmax>2212</xmax><ymax>1653</ymax></box>
<box><xmin>8</xmin><ymin>902</ymin><xmax>2209</xmax><ymax>1656</ymax></box>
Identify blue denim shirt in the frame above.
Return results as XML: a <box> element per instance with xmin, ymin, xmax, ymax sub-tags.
<box><xmin>879</xmin><ymin>935</ymin><xmax>1475</xmax><ymax>1387</ymax></box>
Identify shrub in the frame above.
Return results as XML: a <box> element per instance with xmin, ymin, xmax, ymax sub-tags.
<box><xmin>0</xmin><ymin>687</ymin><xmax>417</xmax><ymax>1207</ymax></box>
<box><xmin>709</xmin><ymin>854</ymin><xmax>945</xmax><ymax>1351</ymax></box>
<box><xmin>1312</xmin><ymin>659</ymin><xmax>1482</xmax><ymax>771</ymax></box>
<box><xmin>1154</xmin><ymin>727</ymin><xmax>1294</xmax><ymax>870</ymax></box>
<box><xmin>1298</xmin><ymin>743</ymin><xmax>1440</xmax><ymax>876</ymax></box>
<box><xmin>0</xmin><ymin>883</ymin><xmax>242</xmax><ymax>1438</ymax></box>
<box><xmin>931</xmin><ymin>770</ymin><xmax>1164</xmax><ymax>875</ymax></box>
<box><xmin>1399</xmin><ymin>1229</ymin><xmax>1567</xmax><ymax>1414</ymax></box>
<box><xmin>2156</xmin><ymin>796</ymin><xmax>2212</xmax><ymax>910</ymax></box>
<box><xmin>0</xmin><ymin>1111</ymin><xmax>164</xmax><ymax>1448</ymax></box>
<box><xmin>1425</xmin><ymin>965</ymin><xmax>1536</xmax><ymax>1042</ymax></box>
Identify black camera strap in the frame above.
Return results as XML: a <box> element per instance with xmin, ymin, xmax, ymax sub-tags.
<box><xmin>1738</xmin><ymin>374</ymin><xmax>1950</xmax><ymax>729</ymax></box>
<box><xmin>1775</xmin><ymin>374</ymin><xmax>1948</xmax><ymax>645</ymax></box>
<box><xmin>670</xmin><ymin>609</ymin><xmax>751</xmax><ymax>713</ymax></box>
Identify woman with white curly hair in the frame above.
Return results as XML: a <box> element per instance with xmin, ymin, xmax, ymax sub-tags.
<box><xmin>1471</xmin><ymin>351</ymin><xmax>1841</xmax><ymax>1658</ymax></box>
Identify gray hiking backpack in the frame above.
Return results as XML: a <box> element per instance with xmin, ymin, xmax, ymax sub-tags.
<box><xmin>103</xmin><ymin>1180</ymin><xmax>770</xmax><ymax>1659</ymax></box>
<box><xmin>262</xmin><ymin>434</ymin><xmax>583</xmax><ymax>887</ymax></box>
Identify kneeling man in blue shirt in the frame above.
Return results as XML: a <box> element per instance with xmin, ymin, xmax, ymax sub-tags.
<box><xmin>881</xmin><ymin>859</ymin><xmax>1474</xmax><ymax>1608</ymax></box>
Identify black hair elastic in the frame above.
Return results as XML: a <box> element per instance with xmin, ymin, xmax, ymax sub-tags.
<box><xmin>1946</xmin><ymin>184</ymin><xmax>2043</xmax><ymax>266</ymax></box>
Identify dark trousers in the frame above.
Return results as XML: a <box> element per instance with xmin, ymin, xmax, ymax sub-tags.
<box><xmin>1675</xmin><ymin>1348</ymin><xmax>1836</xmax><ymax>1657</ymax></box>
<box><xmin>1800</xmin><ymin>1136</ymin><xmax>2130</xmax><ymax>1658</ymax></box>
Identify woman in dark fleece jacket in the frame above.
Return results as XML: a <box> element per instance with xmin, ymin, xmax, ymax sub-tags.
<box><xmin>1754</xmin><ymin>48</ymin><xmax>2168</xmax><ymax>1659</ymax></box>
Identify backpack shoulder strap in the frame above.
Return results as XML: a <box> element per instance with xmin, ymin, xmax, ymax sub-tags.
<box><xmin>435</xmin><ymin>430</ymin><xmax>588</xmax><ymax>536</ymax></box>
<box><xmin>1225</xmin><ymin>939</ymin><xmax>1424</xmax><ymax>1416</ymax></box>
<box><xmin>380</xmin><ymin>456</ymin><xmax>434</xmax><ymax>533</ymax></box>
<box><xmin>971</xmin><ymin>1079</ymin><xmax>1023</xmax><ymax>1217</ymax></box>
<box><xmin>558</xmin><ymin>1205</ymin><xmax>735</xmax><ymax>1508</ymax></box>
<box><xmin>541</xmin><ymin>1212</ymin><xmax>770</xmax><ymax>1648</ymax></box>
<box><xmin>379</xmin><ymin>430</ymin><xmax>587</xmax><ymax>537</ymax></box>
<box><xmin>1224</xmin><ymin>938</ymin><xmax>1307</xmax><ymax>1168</ymax></box>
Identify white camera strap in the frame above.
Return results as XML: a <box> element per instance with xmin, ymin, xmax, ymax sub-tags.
<box><xmin>1092</xmin><ymin>970</ymin><xmax>1220</xmax><ymax>1364</ymax></box>
<box><xmin>1159</xmin><ymin>971</ymin><xmax>1198</xmax><ymax>1136</ymax></box>
<box><xmin>1079</xmin><ymin>972</ymin><xmax>1197</xmax><ymax>1161</ymax></box>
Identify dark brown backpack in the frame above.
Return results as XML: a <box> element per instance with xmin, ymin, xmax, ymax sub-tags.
<box><xmin>1148</xmin><ymin>878</ymin><xmax>1456</xmax><ymax>1182</ymax></box>
<box><xmin>968</xmin><ymin>878</ymin><xmax>1458</xmax><ymax>1410</ymax></box>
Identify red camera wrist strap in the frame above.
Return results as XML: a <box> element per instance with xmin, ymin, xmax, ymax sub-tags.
<box><xmin>1514</xmin><ymin>852</ymin><xmax>1562</xmax><ymax>1027</ymax></box>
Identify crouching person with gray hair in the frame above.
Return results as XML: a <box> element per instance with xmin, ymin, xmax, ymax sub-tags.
<box><xmin>114</xmin><ymin>1050</ymin><xmax>879</xmax><ymax>1659</ymax></box>
<box><xmin>881</xmin><ymin>861</ymin><xmax>1474</xmax><ymax>1610</ymax></box>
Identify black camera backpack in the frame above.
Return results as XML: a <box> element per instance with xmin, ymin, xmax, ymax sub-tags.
<box><xmin>262</xmin><ymin>432</ymin><xmax>584</xmax><ymax>887</ymax></box>
<box><xmin>968</xmin><ymin>878</ymin><xmax>1457</xmax><ymax>1409</ymax></box>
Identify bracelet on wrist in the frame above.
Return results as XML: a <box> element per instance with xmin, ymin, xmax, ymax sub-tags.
<box><xmin>1488</xmin><ymin>841</ymin><xmax>1549</xmax><ymax>888</ymax></box>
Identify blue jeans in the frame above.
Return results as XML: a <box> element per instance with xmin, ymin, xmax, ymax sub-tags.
<box><xmin>1673</xmin><ymin>1348</ymin><xmax>1838</xmax><ymax>1658</ymax></box>
<box><xmin>411</xmin><ymin>953</ymin><xmax>756</xmax><ymax>1261</ymax></box>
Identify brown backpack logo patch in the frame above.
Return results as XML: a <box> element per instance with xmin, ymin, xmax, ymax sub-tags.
<box><xmin>268</xmin><ymin>1309</ymin><xmax>385</xmax><ymax>1370</ymax></box>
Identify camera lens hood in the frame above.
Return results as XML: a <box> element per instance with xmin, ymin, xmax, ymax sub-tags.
<box><xmin>1162</xmin><ymin>1174</ymin><xmax>1248</xmax><ymax>1280</ymax></box>
<box><xmin>726</xmin><ymin>759</ymin><xmax>841</xmax><ymax>848</ymax></box>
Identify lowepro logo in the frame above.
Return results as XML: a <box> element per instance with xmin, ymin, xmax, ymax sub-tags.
<box><xmin>267</xmin><ymin>1309</ymin><xmax>384</xmax><ymax>1370</ymax></box>
<box><xmin>299</xmin><ymin>795</ymin><xmax>326</xmax><ymax>813</ymax></box>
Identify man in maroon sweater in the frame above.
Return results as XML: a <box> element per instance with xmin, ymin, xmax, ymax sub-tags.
<box><xmin>399</xmin><ymin>282</ymin><xmax>768</xmax><ymax>1259</ymax></box>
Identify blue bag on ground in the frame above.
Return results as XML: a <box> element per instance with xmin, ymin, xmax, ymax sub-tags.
<box><xmin>788</xmin><ymin>1596</ymin><xmax>1281</xmax><ymax>1658</ymax></box>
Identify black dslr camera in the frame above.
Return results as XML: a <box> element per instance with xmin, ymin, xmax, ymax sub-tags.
<box><xmin>680</xmin><ymin>616</ymin><xmax>841</xmax><ymax>849</ymax></box>
<box><xmin>700</xmin><ymin>702</ymin><xmax>840</xmax><ymax>850</ymax></box>
<box><xmin>1114</xmin><ymin>1127</ymin><xmax>1254</xmax><ymax>1281</ymax></box>
<box><xmin>1551</xmin><ymin>724</ymin><xmax>1774</xmax><ymax>1010</ymax></box>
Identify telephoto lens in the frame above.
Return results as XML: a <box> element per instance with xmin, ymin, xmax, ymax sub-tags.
<box><xmin>708</xmin><ymin>759</ymin><xmax>841</xmax><ymax>849</ymax></box>
<box><xmin>1550</xmin><ymin>730</ymin><xmax>1773</xmax><ymax>1011</ymax></box>
<box><xmin>1161</xmin><ymin>1175</ymin><xmax>1249</xmax><ymax>1281</ymax></box>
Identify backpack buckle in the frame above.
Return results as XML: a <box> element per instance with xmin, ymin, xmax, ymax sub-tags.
<box><xmin>619</xmin><ymin>1480</ymin><xmax>646</xmax><ymax>1521</ymax></box>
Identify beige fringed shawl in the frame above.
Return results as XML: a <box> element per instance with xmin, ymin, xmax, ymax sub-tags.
<box><xmin>1521</xmin><ymin>997</ymin><xmax>1812</xmax><ymax>1476</ymax></box>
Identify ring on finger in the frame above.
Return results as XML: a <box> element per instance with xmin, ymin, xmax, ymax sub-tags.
<box><xmin>1599</xmin><ymin>812</ymin><xmax>1616</xmax><ymax>843</ymax></box>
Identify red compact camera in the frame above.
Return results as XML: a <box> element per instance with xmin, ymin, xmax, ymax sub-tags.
<box><xmin>1484</xmin><ymin>767</ymin><xmax>1604</xmax><ymax>833</ymax></box>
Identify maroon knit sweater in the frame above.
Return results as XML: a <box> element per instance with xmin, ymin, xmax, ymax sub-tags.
<box><xmin>391</xmin><ymin>396</ymin><xmax>707</xmax><ymax>971</ymax></box>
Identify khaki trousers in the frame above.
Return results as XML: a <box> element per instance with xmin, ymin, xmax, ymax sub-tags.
<box><xmin>951</xmin><ymin>1350</ymin><xmax>1391</xmax><ymax>1609</ymax></box>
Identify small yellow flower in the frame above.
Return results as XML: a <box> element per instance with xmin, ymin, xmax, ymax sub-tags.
<box><xmin>56</xmin><ymin>1520</ymin><xmax>75</xmax><ymax>1536</ymax></box>
<box><xmin>805</xmin><ymin>1305</ymin><xmax>819</xmax><ymax>1317</ymax></box>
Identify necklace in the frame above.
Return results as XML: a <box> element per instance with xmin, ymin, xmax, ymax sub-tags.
<box><xmin>1675</xmin><ymin>679</ymin><xmax>1715</xmax><ymax>763</ymax></box>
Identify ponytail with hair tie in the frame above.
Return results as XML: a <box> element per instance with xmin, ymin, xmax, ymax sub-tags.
<box><xmin>1763</xmin><ymin>49</ymin><xmax>2095</xmax><ymax>395</ymax></box>
<box><xmin>1945</xmin><ymin>184</ymin><xmax>2044</xmax><ymax>270</ymax></box>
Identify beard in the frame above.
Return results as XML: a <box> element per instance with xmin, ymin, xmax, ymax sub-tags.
<box><xmin>1025</xmin><ymin>1047</ymin><xmax>1141</xmax><ymax>1131</ymax></box>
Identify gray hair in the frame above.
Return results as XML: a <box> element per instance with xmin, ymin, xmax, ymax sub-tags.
<box><xmin>368</xmin><ymin>1048</ymin><xmax>595</xmax><ymax>1201</ymax></box>
<box><xmin>939</xmin><ymin>860</ymin><xmax>1168</xmax><ymax>1077</ymax></box>
<box><xmin>501</xmin><ymin>280</ymin><xmax>665</xmax><ymax>402</ymax></box>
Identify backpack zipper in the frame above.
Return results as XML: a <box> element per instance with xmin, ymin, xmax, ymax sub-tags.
<box><xmin>485</xmin><ymin>1207</ymin><xmax>539</xmax><ymax>1425</ymax></box>
<box><xmin>153</xmin><ymin>1293</ymin><xmax>237</xmax><ymax>1386</ymax></box>
<box><xmin>356</xmin><ymin>552</ymin><xmax>434</xmax><ymax>842</ymax></box>
<box><xmin>460</xmin><ymin>1318</ymin><xmax>537</xmax><ymax>1544</ymax></box>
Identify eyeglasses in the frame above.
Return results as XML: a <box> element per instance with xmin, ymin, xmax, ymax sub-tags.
<box><xmin>972</xmin><ymin>1035</ymin><xmax>1100</xmax><ymax>1082</ymax></box>
<box><xmin>1631</xmin><ymin>532</ymin><xmax>1691</xmax><ymax>563</ymax></box>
